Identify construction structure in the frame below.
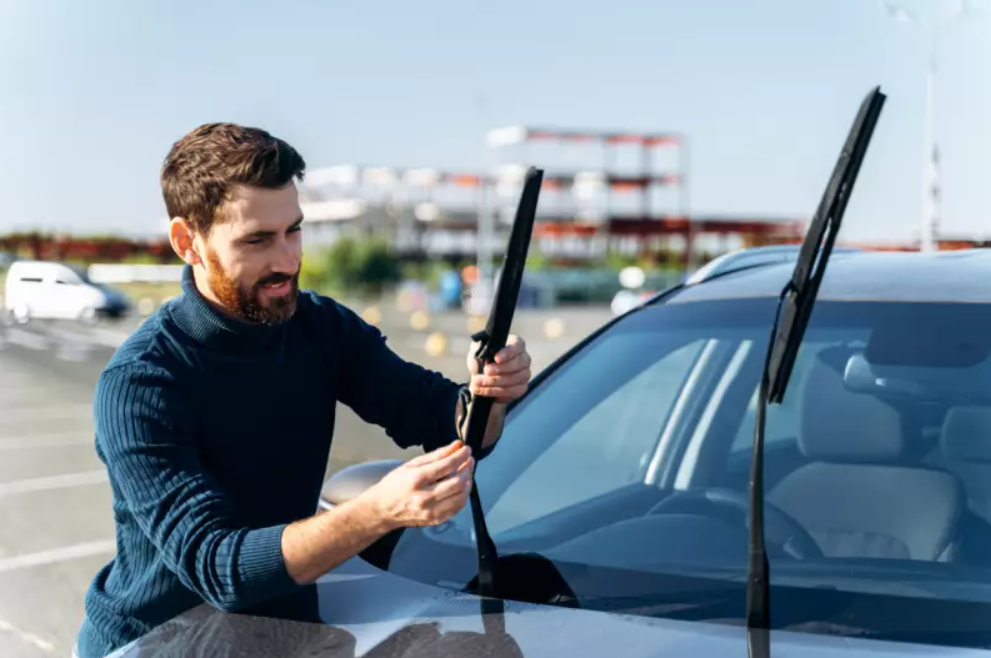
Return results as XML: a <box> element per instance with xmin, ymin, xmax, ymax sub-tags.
<box><xmin>298</xmin><ymin>124</ymin><xmax>807</xmax><ymax>275</ymax></box>
<box><xmin>481</xmin><ymin>125</ymin><xmax>808</xmax><ymax>271</ymax></box>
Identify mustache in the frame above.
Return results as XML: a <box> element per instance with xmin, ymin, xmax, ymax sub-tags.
<box><xmin>256</xmin><ymin>271</ymin><xmax>299</xmax><ymax>287</ymax></box>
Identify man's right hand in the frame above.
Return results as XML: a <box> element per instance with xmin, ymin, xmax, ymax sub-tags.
<box><xmin>362</xmin><ymin>441</ymin><xmax>474</xmax><ymax>530</ymax></box>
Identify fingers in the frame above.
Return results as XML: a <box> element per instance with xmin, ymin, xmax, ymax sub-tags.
<box><xmin>414</xmin><ymin>444</ymin><xmax>473</xmax><ymax>484</ymax></box>
<box><xmin>470</xmin><ymin>368</ymin><xmax>530</xmax><ymax>400</ymax></box>
<box><xmin>482</xmin><ymin>350</ymin><xmax>531</xmax><ymax>376</ymax></box>
<box><xmin>429</xmin><ymin>463</ymin><xmax>474</xmax><ymax>501</ymax></box>
<box><xmin>466</xmin><ymin>335</ymin><xmax>530</xmax><ymax>383</ymax></box>
<box><xmin>471</xmin><ymin>367</ymin><xmax>530</xmax><ymax>390</ymax></box>
<box><xmin>493</xmin><ymin>335</ymin><xmax>525</xmax><ymax>365</ymax></box>
<box><xmin>405</xmin><ymin>441</ymin><xmax>462</xmax><ymax>468</ymax></box>
<box><xmin>431</xmin><ymin>486</ymin><xmax>471</xmax><ymax>522</ymax></box>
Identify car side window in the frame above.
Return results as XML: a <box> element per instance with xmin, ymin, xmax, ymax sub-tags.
<box><xmin>484</xmin><ymin>338</ymin><xmax>707</xmax><ymax>535</ymax></box>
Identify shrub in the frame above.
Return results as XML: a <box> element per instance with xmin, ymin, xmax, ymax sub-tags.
<box><xmin>301</xmin><ymin>235</ymin><xmax>402</xmax><ymax>298</ymax></box>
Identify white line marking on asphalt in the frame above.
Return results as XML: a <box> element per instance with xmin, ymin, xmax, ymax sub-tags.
<box><xmin>0</xmin><ymin>388</ymin><xmax>65</xmax><ymax>403</ymax></box>
<box><xmin>0</xmin><ymin>382</ymin><xmax>61</xmax><ymax>402</ymax></box>
<box><xmin>2</xmin><ymin>324</ymin><xmax>131</xmax><ymax>353</ymax></box>
<box><xmin>0</xmin><ymin>432</ymin><xmax>93</xmax><ymax>451</ymax></box>
<box><xmin>0</xmin><ymin>404</ymin><xmax>92</xmax><ymax>425</ymax></box>
<box><xmin>0</xmin><ymin>471</ymin><xmax>107</xmax><ymax>497</ymax></box>
<box><xmin>0</xmin><ymin>617</ymin><xmax>55</xmax><ymax>653</ymax></box>
<box><xmin>1</xmin><ymin>329</ymin><xmax>47</xmax><ymax>351</ymax></box>
<box><xmin>0</xmin><ymin>539</ymin><xmax>116</xmax><ymax>575</ymax></box>
<box><xmin>43</xmin><ymin>326</ymin><xmax>129</xmax><ymax>349</ymax></box>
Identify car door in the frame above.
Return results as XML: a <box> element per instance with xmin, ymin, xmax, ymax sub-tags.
<box><xmin>47</xmin><ymin>267</ymin><xmax>84</xmax><ymax>319</ymax></box>
<box><xmin>12</xmin><ymin>267</ymin><xmax>50</xmax><ymax>318</ymax></box>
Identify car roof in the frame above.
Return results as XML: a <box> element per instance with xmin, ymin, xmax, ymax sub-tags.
<box><xmin>666</xmin><ymin>249</ymin><xmax>991</xmax><ymax>305</ymax></box>
<box><xmin>8</xmin><ymin>260</ymin><xmax>72</xmax><ymax>271</ymax></box>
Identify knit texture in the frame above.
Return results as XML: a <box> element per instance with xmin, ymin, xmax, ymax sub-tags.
<box><xmin>76</xmin><ymin>265</ymin><xmax>462</xmax><ymax>658</ymax></box>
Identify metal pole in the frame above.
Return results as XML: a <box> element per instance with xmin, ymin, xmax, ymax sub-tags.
<box><xmin>477</xmin><ymin>158</ymin><xmax>494</xmax><ymax>290</ymax></box>
<box><xmin>920</xmin><ymin>32</ymin><xmax>938</xmax><ymax>252</ymax></box>
<box><xmin>882</xmin><ymin>0</ymin><xmax>980</xmax><ymax>251</ymax></box>
<box><xmin>681</xmin><ymin>135</ymin><xmax>694</xmax><ymax>272</ymax></box>
<box><xmin>476</xmin><ymin>98</ymin><xmax>494</xmax><ymax>292</ymax></box>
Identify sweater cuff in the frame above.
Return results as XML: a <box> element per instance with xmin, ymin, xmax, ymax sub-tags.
<box><xmin>238</xmin><ymin>524</ymin><xmax>297</xmax><ymax>596</ymax></box>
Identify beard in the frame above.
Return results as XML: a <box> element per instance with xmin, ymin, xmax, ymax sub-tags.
<box><xmin>205</xmin><ymin>248</ymin><xmax>300</xmax><ymax>325</ymax></box>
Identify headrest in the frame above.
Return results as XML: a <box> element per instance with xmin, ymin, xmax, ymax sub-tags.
<box><xmin>798</xmin><ymin>355</ymin><xmax>905</xmax><ymax>463</ymax></box>
<box><xmin>941</xmin><ymin>407</ymin><xmax>991</xmax><ymax>462</ymax></box>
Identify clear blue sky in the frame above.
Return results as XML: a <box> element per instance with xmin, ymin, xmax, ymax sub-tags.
<box><xmin>0</xmin><ymin>0</ymin><xmax>988</xmax><ymax>243</ymax></box>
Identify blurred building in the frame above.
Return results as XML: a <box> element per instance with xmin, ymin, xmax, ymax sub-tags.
<box><xmin>299</xmin><ymin>124</ymin><xmax>807</xmax><ymax>269</ymax></box>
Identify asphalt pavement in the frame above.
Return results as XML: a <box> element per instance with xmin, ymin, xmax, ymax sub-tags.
<box><xmin>0</xmin><ymin>302</ymin><xmax>612</xmax><ymax>657</ymax></box>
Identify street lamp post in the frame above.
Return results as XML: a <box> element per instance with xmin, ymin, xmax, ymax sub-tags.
<box><xmin>922</xmin><ymin>28</ymin><xmax>938</xmax><ymax>252</ymax></box>
<box><xmin>880</xmin><ymin>0</ymin><xmax>977</xmax><ymax>252</ymax></box>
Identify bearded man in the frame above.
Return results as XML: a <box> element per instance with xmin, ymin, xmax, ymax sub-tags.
<box><xmin>73</xmin><ymin>123</ymin><xmax>532</xmax><ymax>658</ymax></box>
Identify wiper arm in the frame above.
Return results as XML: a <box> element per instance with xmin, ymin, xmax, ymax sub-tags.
<box><xmin>461</xmin><ymin>166</ymin><xmax>544</xmax><ymax>600</ymax></box>
<box><xmin>746</xmin><ymin>87</ymin><xmax>886</xmax><ymax>658</ymax></box>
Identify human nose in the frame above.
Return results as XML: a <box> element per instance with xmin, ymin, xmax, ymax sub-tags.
<box><xmin>272</xmin><ymin>239</ymin><xmax>300</xmax><ymax>275</ymax></box>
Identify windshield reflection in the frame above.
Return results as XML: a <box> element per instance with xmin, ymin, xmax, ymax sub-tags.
<box><xmin>386</xmin><ymin>297</ymin><xmax>991</xmax><ymax>648</ymax></box>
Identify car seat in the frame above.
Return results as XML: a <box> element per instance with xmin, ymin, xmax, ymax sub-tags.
<box><xmin>940</xmin><ymin>407</ymin><xmax>991</xmax><ymax>525</ymax></box>
<box><xmin>766</xmin><ymin>355</ymin><xmax>964</xmax><ymax>561</ymax></box>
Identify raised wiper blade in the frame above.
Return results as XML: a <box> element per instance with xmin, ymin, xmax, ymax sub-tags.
<box><xmin>746</xmin><ymin>87</ymin><xmax>886</xmax><ymax>658</ymax></box>
<box><xmin>766</xmin><ymin>90</ymin><xmax>886</xmax><ymax>402</ymax></box>
<box><xmin>461</xmin><ymin>166</ymin><xmax>544</xmax><ymax>600</ymax></box>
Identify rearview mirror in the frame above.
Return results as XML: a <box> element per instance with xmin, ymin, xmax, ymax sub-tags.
<box><xmin>843</xmin><ymin>352</ymin><xmax>991</xmax><ymax>403</ymax></box>
<box><xmin>319</xmin><ymin>459</ymin><xmax>403</xmax><ymax>510</ymax></box>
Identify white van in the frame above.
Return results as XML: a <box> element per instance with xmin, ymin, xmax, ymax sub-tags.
<box><xmin>2</xmin><ymin>260</ymin><xmax>130</xmax><ymax>324</ymax></box>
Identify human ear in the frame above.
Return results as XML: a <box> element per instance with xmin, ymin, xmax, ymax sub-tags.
<box><xmin>168</xmin><ymin>218</ymin><xmax>202</xmax><ymax>265</ymax></box>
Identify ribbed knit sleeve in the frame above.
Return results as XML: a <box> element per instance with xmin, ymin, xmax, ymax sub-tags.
<box><xmin>330</xmin><ymin>302</ymin><xmax>463</xmax><ymax>453</ymax></box>
<box><xmin>93</xmin><ymin>365</ymin><xmax>300</xmax><ymax>612</ymax></box>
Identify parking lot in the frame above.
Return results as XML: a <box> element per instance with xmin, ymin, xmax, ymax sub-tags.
<box><xmin>0</xmin><ymin>302</ymin><xmax>611</xmax><ymax>656</ymax></box>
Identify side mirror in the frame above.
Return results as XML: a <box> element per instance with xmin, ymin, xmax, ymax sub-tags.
<box><xmin>319</xmin><ymin>459</ymin><xmax>404</xmax><ymax>510</ymax></box>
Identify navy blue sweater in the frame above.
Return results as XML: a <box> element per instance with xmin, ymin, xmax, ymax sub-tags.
<box><xmin>76</xmin><ymin>266</ymin><xmax>463</xmax><ymax>658</ymax></box>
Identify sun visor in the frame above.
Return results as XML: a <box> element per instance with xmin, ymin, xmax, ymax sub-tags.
<box><xmin>864</xmin><ymin>315</ymin><xmax>991</xmax><ymax>368</ymax></box>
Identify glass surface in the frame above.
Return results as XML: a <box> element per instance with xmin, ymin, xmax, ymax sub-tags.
<box><xmin>388</xmin><ymin>297</ymin><xmax>991</xmax><ymax>648</ymax></box>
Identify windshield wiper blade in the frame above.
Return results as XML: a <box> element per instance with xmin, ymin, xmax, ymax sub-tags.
<box><xmin>746</xmin><ymin>87</ymin><xmax>886</xmax><ymax>658</ymax></box>
<box><xmin>461</xmin><ymin>166</ymin><xmax>544</xmax><ymax>600</ymax></box>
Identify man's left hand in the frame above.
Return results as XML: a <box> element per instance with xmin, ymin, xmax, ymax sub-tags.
<box><xmin>466</xmin><ymin>334</ymin><xmax>532</xmax><ymax>403</ymax></box>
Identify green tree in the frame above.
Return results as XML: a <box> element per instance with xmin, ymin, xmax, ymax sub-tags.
<box><xmin>301</xmin><ymin>234</ymin><xmax>402</xmax><ymax>298</ymax></box>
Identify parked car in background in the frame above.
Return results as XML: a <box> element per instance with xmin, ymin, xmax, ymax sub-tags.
<box><xmin>3</xmin><ymin>260</ymin><xmax>130</xmax><ymax>324</ymax></box>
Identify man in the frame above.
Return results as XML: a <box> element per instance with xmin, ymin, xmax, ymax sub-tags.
<box><xmin>73</xmin><ymin>123</ymin><xmax>532</xmax><ymax>658</ymax></box>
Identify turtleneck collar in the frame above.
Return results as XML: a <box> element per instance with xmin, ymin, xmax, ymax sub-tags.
<box><xmin>168</xmin><ymin>264</ymin><xmax>284</xmax><ymax>353</ymax></box>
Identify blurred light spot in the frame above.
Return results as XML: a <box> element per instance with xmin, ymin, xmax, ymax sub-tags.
<box><xmin>425</xmin><ymin>332</ymin><xmax>448</xmax><ymax>356</ymax></box>
<box><xmin>361</xmin><ymin>306</ymin><xmax>382</xmax><ymax>326</ymax></box>
<box><xmin>467</xmin><ymin>315</ymin><xmax>486</xmax><ymax>333</ymax></box>
<box><xmin>410</xmin><ymin>311</ymin><xmax>430</xmax><ymax>331</ymax></box>
<box><xmin>544</xmin><ymin>319</ymin><xmax>565</xmax><ymax>339</ymax></box>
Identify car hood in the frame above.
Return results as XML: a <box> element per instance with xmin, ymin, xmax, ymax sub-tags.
<box><xmin>109</xmin><ymin>557</ymin><xmax>990</xmax><ymax>658</ymax></box>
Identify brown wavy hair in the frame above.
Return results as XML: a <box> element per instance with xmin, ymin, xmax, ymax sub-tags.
<box><xmin>160</xmin><ymin>123</ymin><xmax>306</xmax><ymax>235</ymax></box>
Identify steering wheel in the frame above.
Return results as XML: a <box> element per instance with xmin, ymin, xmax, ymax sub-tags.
<box><xmin>647</xmin><ymin>488</ymin><xmax>823</xmax><ymax>560</ymax></box>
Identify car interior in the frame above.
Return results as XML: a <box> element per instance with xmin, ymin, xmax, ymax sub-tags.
<box><xmin>720</xmin><ymin>343</ymin><xmax>991</xmax><ymax>570</ymax></box>
<box><xmin>385</xmin><ymin>302</ymin><xmax>991</xmax><ymax>617</ymax></box>
<box><xmin>525</xmin><ymin>349</ymin><xmax>989</xmax><ymax>572</ymax></box>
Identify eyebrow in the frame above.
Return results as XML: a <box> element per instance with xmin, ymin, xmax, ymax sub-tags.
<box><xmin>239</xmin><ymin>215</ymin><xmax>304</xmax><ymax>241</ymax></box>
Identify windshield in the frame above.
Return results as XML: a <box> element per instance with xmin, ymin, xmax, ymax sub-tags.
<box><xmin>66</xmin><ymin>264</ymin><xmax>94</xmax><ymax>284</ymax></box>
<box><xmin>386</xmin><ymin>294</ymin><xmax>991</xmax><ymax>649</ymax></box>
